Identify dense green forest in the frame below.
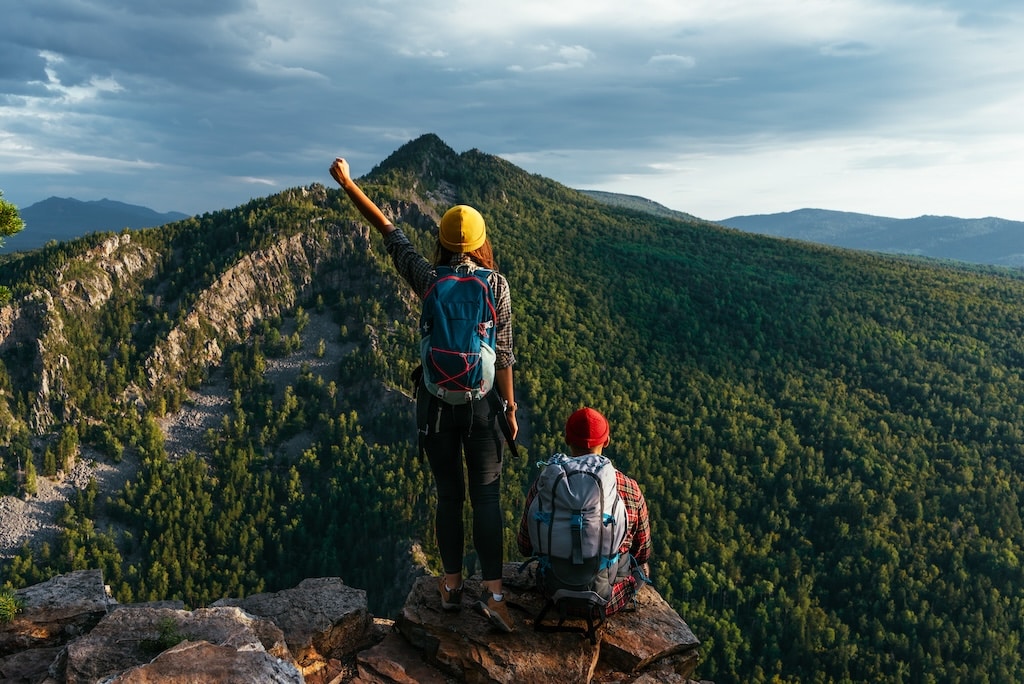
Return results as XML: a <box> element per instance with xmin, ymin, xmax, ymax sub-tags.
<box><xmin>2</xmin><ymin>134</ymin><xmax>1024</xmax><ymax>682</ymax></box>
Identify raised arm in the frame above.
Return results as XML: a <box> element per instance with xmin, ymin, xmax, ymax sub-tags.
<box><xmin>330</xmin><ymin>157</ymin><xmax>395</xmax><ymax>235</ymax></box>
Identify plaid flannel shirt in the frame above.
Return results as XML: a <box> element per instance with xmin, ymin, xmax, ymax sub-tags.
<box><xmin>383</xmin><ymin>227</ymin><xmax>515</xmax><ymax>369</ymax></box>
<box><xmin>518</xmin><ymin>466</ymin><xmax>653</xmax><ymax>616</ymax></box>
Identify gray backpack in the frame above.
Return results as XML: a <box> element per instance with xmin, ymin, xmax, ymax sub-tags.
<box><xmin>524</xmin><ymin>453</ymin><xmax>630</xmax><ymax>642</ymax></box>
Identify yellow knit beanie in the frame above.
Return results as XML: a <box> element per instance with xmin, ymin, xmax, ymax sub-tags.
<box><xmin>439</xmin><ymin>205</ymin><xmax>487</xmax><ymax>253</ymax></box>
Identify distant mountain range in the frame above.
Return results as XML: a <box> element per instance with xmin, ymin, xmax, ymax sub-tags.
<box><xmin>1</xmin><ymin>197</ymin><xmax>188</xmax><ymax>254</ymax></box>
<box><xmin>6</xmin><ymin>193</ymin><xmax>1023</xmax><ymax>270</ymax></box>
<box><xmin>579</xmin><ymin>192</ymin><xmax>1024</xmax><ymax>269</ymax></box>
<box><xmin>716</xmin><ymin>208</ymin><xmax>1024</xmax><ymax>269</ymax></box>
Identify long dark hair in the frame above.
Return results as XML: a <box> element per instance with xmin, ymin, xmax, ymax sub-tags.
<box><xmin>433</xmin><ymin>237</ymin><xmax>497</xmax><ymax>270</ymax></box>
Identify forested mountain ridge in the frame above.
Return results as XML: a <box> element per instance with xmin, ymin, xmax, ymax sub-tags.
<box><xmin>3</xmin><ymin>133</ymin><xmax>1024</xmax><ymax>682</ymax></box>
<box><xmin>579</xmin><ymin>189</ymin><xmax>701</xmax><ymax>223</ymax></box>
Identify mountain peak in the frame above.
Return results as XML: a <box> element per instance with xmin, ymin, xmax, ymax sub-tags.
<box><xmin>367</xmin><ymin>133</ymin><xmax>460</xmax><ymax>183</ymax></box>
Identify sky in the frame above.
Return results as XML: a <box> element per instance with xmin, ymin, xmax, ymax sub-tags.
<box><xmin>2</xmin><ymin>0</ymin><xmax>1024</xmax><ymax>223</ymax></box>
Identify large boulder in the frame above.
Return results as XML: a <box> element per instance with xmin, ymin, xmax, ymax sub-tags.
<box><xmin>387</xmin><ymin>563</ymin><xmax>701</xmax><ymax>684</ymax></box>
<box><xmin>107</xmin><ymin>639</ymin><xmax>303</xmax><ymax>683</ymax></box>
<box><xmin>212</xmin><ymin>576</ymin><xmax>373</xmax><ymax>676</ymax></box>
<box><xmin>0</xmin><ymin>569</ymin><xmax>111</xmax><ymax>656</ymax></box>
<box><xmin>63</xmin><ymin>605</ymin><xmax>293</xmax><ymax>684</ymax></box>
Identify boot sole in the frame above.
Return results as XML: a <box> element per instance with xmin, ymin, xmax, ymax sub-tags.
<box><xmin>476</xmin><ymin>600</ymin><xmax>513</xmax><ymax>633</ymax></box>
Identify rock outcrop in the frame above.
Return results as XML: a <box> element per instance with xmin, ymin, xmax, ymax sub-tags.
<box><xmin>0</xmin><ymin>233</ymin><xmax>161</xmax><ymax>433</ymax></box>
<box><xmin>0</xmin><ymin>202</ymin><xmax>385</xmax><ymax>436</ymax></box>
<box><xmin>385</xmin><ymin>564</ymin><xmax>701</xmax><ymax>684</ymax></box>
<box><xmin>1</xmin><ymin>567</ymin><xmax>702</xmax><ymax>683</ymax></box>
<box><xmin>141</xmin><ymin>221</ymin><xmax>373</xmax><ymax>394</ymax></box>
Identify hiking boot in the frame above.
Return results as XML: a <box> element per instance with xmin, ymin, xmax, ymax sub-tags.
<box><xmin>438</xmin><ymin>578</ymin><xmax>463</xmax><ymax>611</ymax></box>
<box><xmin>476</xmin><ymin>593</ymin><xmax>514</xmax><ymax>633</ymax></box>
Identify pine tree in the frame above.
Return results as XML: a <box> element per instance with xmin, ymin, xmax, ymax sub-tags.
<box><xmin>22</xmin><ymin>457</ymin><xmax>37</xmax><ymax>497</ymax></box>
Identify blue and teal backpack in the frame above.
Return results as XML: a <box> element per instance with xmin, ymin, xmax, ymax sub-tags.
<box><xmin>419</xmin><ymin>264</ymin><xmax>497</xmax><ymax>405</ymax></box>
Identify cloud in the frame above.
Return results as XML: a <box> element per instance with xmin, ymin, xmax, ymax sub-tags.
<box><xmin>236</xmin><ymin>176</ymin><xmax>278</xmax><ymax>186</ymax></box>
<box><xmin>819</xmin><ymin>41</ymin><xmax>878</xmax><ymax>58</ymax></box>
<box><xmin>648</xmin><ymin>54</ymin><xmax>696</xmax><ymax>69</ymax></box>
<box><xmin>34</xmin><ymin>51</ymin><xmax>124</xmax><ymax>103</ymax></box>
<box><xmin>1</xmin><ymin>0</ymin><xmax>1023</xmax><ymax>220</ymax></box>
<box><xmin>508</xmin><ymin>44</ymin><xmax>595</xmax><ymax>72</ymax></box>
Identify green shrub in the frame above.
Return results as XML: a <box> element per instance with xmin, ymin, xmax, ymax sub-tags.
<box><xmin>0</xmin><ymin>588</ymin><xmax>24</xmax><ymax>623</ymax></box>
<box><xmin>141</xmin><ymin>617</ymin><xmax>186</xmax><ymax>654</ymax></box>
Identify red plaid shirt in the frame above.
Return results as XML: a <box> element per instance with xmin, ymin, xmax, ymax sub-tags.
<box><xmin>518</xmin><ymin>464</ymin><xmax>652</xmax><ymax>616</ymax></box>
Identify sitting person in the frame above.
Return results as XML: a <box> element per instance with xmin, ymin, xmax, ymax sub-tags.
<box><xmin>517</xmin><ymin>407</ymin><xmax>652</xmax><ymax>617</ymax></box>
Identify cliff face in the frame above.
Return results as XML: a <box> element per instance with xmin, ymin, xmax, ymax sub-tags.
<box><xmin>0</xmin><ymin>182</ymin><xmax>431</xmax><ymax>566</ymax></box>
<box><xmin>0</xmin><ymin>143</ymin><xmax>456</xmax><ymax>435</ymax></box>
<box><xmin>140</xmin><ymin>221</ymin><xmax>376</xmax><ymax>396</ymax></box>
<box><xmin>0</xmin><ymin>184</ymin><xmax>408</xmax><ymax>436</ymax></box>
<box><xmin>0</xmin><ymin>233</ymin><xmax>161</xmax><ymax>434</ymax></box>
<box><xmin>0</xmin><ymin>567</ymin><xmax>702</xmax><ymax>683</ymax></box>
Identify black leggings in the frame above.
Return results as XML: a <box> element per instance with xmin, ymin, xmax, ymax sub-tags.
<box><xmin>424</xmin><ymin>397</ymin><xmax>504</xmax><ymax>581</ymax></box>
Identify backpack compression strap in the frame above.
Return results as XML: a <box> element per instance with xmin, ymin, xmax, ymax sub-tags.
<box><xmin>571</xmin><ymin>510</ymin><xmax>584</xmax><ymax>565</ymax></box>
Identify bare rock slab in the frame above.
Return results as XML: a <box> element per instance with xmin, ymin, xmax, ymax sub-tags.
<box><xmin>393</xmin><ymin>564</ymin><xmax>699</xmax><ymax>684</ymax></box>
<box><xmin>107</xmin><ymin>639</ymin><xmax>303</xmax><ymax>683</ymax></box>
<box><xmin>356</xmin><ymin>630</ymin><xmax>453</xmax><ymax>683</ymax></box>
<box><xmin>0</xmin><ymin>569</ymin><xmax>112</xmax><ymax>656</ymax></box>
<box><xmin>212</xmin><ymin>576</ymin><xmax>372</xmax><ymax>668</ymax></box>
<box><xmin>599</xmin><ymin>583</ymin><xmax>701</xmax><ymax>675</ymax></box>
<box><xmin>63</xmin><ymin>605</ymin><xmax>290</xmax><ymax>684</ymax></box>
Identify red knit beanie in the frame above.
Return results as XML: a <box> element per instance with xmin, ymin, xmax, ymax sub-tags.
<box><xmin>564</xmin><ymin>407</ymin><xmax>610</xmax><ymax>449</ymax></box>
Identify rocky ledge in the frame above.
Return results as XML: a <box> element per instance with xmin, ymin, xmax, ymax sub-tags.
<box><xmin>0</xmin><ymin>566</ymin><xmax>703</xmax><ymax>683</ymax></box>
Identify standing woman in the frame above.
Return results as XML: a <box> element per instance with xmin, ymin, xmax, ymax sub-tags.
<box><xmin>330</xmin><ymin>157</ymin><xmax>518</xmax><ymax>632</ymax></box>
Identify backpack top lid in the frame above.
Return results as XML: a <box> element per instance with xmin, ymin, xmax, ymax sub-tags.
<box><xmin>419</xmin><ymin>264</ymin><xmax>497</xmax><ymax>404</ymax></box>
